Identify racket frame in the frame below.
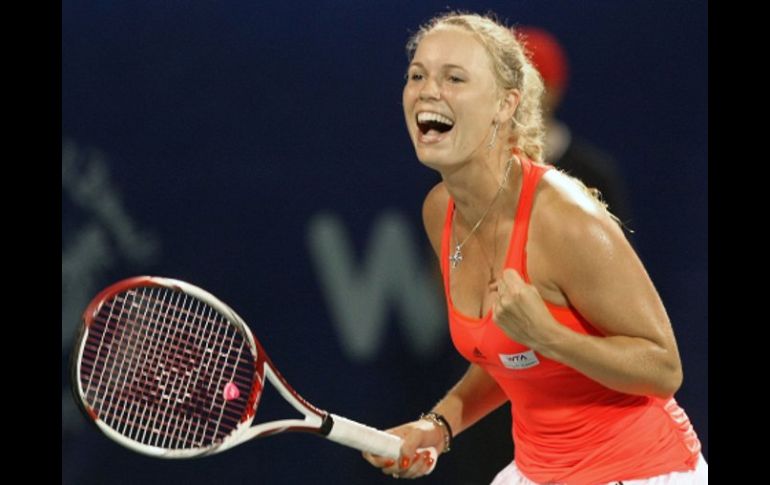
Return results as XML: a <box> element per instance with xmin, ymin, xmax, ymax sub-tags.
<box><xmin>71</xmin><ymin>276</ymin><xmax>426</xmax><ymax>463</ymax></box>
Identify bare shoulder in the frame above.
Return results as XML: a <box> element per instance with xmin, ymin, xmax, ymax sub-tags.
<box><xmin>534</xmin><ymin>169</ymin><xmax>623</xmax><ymax>236</ymax></box>
<box><xmin>529</xmin><ymin>169</ymin><xmax>634</xmax><ymax>295</ymax></box>
<box><xmin>530</xmin><ymin>169</ymin><xmax>677</xmax><ymax>358</ymax></box>
<box><xmin>423</xmin><ymin>182</ymin><xmax>449</xmax><ymax>258</ymax></box>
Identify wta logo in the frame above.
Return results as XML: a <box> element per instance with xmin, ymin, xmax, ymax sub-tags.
<box><xmin>498</xmin><ymin>350</ymin><xmax>540</xmax><ymax>370</ymax></box>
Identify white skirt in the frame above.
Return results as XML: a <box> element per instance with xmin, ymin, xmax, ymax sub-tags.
<box><xmin>490</xmin><ymin>453</ymin><xmax>708</xmax><ymax>485</ymax></box>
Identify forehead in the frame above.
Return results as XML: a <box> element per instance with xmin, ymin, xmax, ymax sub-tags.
<box><xmin>412</xmin><ymin>26</ymin><xmax>493</xmax><ymax>73</ymax></box>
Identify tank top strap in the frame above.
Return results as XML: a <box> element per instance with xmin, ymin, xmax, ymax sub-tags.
<box><xmin>505</xmin><ymin>157</ymin><xmax>551</xmax><ymax>281</ymax></box>
<box><xmin>440</xmin><ymin>157</ymin><xmax>550</xmax><ymax>281</ymax></box>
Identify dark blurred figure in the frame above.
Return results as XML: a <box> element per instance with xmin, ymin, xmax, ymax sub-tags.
<box><xmin>517</xmin><ymin>26</ymin><xmax>632</xmax><ymax>227</ymax></box>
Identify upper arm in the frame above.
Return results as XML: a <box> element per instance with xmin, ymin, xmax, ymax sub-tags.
<box><xmin>422</xmin><ymin>182</ymin><xmax>449</xmax><ymax>259</ymax></box>
<box><xmin>532</xmin><ymin>173</ymin><xmax>681</xmax><ymax>357</ymax></box>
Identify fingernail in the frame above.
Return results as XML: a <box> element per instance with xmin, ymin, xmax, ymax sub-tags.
<box><xmin>400</xmin><ymin>456</ymin><xmax>410</xmax><ymax>469</ymax></box>
<box><xmin>384</xmin><ymin>459</ymin><xmax>395</xmax><ymax>467</ymax></box>
<box><xmin>423</xmin><ymin>451</ymin><xmax>433</xmax><ymax>465</ymax></box>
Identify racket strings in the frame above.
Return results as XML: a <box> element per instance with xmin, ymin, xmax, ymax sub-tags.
<box><xmin>86</xmin><ymin>289</ymin><xmax>252</xmax><ymax>448</ymax></box>
<box><xmin>79</xmin><ymin>286</ymin><xmax>256</xmax><ymax>450</ymax></box>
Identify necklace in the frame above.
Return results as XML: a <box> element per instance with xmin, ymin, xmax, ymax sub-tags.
<box><xmin>449</xmin><ymin>156</ymin><xmax>514</xmax><ymax>269</ymax></box>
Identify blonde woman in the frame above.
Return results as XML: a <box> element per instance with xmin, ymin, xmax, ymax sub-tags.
<box><xmin>363</xmin><ymin>12</ymin><xmax>706</xmax><ymax>485</ymax></box>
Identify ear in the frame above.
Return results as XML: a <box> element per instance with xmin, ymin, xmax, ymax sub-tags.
<box><xmin>495</xmin><ymin>89</ymin><xmax>521</xmax><ymax>124</ymax></box>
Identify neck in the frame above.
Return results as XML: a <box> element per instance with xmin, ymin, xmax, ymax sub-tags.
<box><xmin>441</xmin><ymin>148</ymin><xmax>521</xmax><ymax>228</ymax></box>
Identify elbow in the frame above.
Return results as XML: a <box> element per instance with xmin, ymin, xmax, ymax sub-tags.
<box><xmin>653</xmin><ymin>362</ymin><xmax>683</xmax><ymax>399</ymax></box>
<box><xmin>645</xmin><ymin>340</ymin><xmax>683</xmax><ymax>398</ymax></box>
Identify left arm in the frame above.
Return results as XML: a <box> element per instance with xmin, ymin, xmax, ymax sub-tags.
<box><xmin>492</xmin><ymin>180</ymin><xmax>682</xmax><ymax>398</ymax></box>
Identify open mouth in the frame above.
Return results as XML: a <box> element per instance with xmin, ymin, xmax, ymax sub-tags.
<box><xmin>416</xmin><ymin>112</ymin><xmax>454</xmax><ymax>136</ymax></box>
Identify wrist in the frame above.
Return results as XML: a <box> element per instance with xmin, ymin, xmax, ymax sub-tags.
<box><xmin>419</xmin><ymin>412</ymin><xmax>453</xmax><ymax>454</ymax></box>
<box><xmin>536</xmin><ymin>322</ymin><xmax>581</xmax><ymax>361</ymax></box>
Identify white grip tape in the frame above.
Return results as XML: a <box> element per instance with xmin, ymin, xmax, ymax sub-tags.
<box><xmin>327</xmin><ymin>414</ymin><xmax>438</xmax><ymax>474</ymax></box>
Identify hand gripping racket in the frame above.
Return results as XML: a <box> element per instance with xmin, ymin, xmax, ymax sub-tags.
<box><xmin>70</xmin><ymin>276</ymin><xmax>437</xmax><ymax>467</ymax></box>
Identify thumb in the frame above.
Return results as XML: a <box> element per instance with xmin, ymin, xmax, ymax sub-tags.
<box><xmin>503</xmin><ymin>268</ymin><xmax>524</xmax><ymax>284</ymax></box>
<box><xmin>399</xmin><ymin>427</ymin><xmax>423</xmax><ymax>460</ymax></box>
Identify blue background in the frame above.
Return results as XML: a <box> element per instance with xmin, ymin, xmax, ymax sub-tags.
<box><xmin>62</xmin><ymin>1</ymin><xmax>707</xmax><ymax>484</ymax></box>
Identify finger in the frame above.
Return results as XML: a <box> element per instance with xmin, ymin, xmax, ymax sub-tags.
<box><xmin>412</xmin><ymin>449</ymin><xmax>438</xmax><ymax>478</ymax></box>
<box><xmin>379</xmin><ymin>457</ymin><xmax>401</xmax><ymax>477</ymax></box>
<box><xmin>492</xmin><ymin>300</ymin><xmax>501</xmax><ymax>320</ymax></box>
<box><xmin>398</xmin><ymin>454</ymin><xmax>413</xmax><ymax>472</ymax></box>
<box><xmin>362</xmin><ymin>451</ymin><xmax>396</xmax><ymax>469</ymax></box>
<box><xmin>503</xmin><ymin>267</ymin><xmax>522</xmax><ymax>279</ymax></box>
<box><xmin>502</xmin><ymin>268</ymin><xmax>525</xmax><ymax>286</ymax></box>
<box><xmin>496</xmin><ymin>282</ymin><xmax>506</xmax><ymax>301</ymax></box>
<box><xmin>398</xmin><ymin>450</ymin><xmax>434</xmax><ymax>479</ymax></box>
<box><xmin>414</xmin><ymin>449</ymin><xmax>436</xmax><ymax>476</ymax></box>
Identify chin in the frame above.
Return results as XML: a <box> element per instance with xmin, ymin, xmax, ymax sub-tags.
<box><xmin>413</xmin><ymin>149</ymin><xmax>451</xmax><ymax>171</ymax></box>
<box><xmin>408</xmin><ymin>129</ymin><xmax>456</xmax><ymax>169</ymax></box>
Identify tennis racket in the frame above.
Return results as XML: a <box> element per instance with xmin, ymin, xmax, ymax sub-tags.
<box><xmin>70</xmin><ymin>275</ymin><xmax>437</xmax><ymax>466</ymax></box>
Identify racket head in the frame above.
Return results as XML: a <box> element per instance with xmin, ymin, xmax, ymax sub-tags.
<box><xmin>70</xmin><ymin>276</ymin><xmax>265</xmax><ymax>458</ymax></box>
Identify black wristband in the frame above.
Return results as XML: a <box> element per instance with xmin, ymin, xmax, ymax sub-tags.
<box><xmin>419</xmin><ymin>412</ymin><xmax>453</xmax><ymax>453</ymax></box>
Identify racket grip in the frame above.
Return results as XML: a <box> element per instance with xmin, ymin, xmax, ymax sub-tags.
<box><xmin>326</xmin><ymin>414</ymin><xmax>438</xmax><ymax>473</ymax></box>
<box><xmin>326</xmin><ymin>413</ymin><xmax>402</xmax><ymax>457</ymax></box>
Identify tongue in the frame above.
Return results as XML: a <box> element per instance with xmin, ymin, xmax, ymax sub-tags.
<box><xmin>422</xmin><ymin>129</ymin><xmax>444</xmax><ymax>142</ymax></box>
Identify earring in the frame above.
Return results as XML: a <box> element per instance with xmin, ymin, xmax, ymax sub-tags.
<box><xmin>487</xmin><ymin>121</ymin><xmax>499</xmax><ymax>150</ymax></box>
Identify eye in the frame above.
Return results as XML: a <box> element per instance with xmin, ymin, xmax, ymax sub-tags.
<box><xmin>448</xmin><ymin>75</ymin><xmax>465</xmax><ymax>83</ymax></box>
<box><xmin>407</xmin><ymin>72</ymin><xmax>424</xmax><ymax>82</ymax></box>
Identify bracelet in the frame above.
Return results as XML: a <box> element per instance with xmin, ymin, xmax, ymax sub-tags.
<box><xmin>419</xmin><ymin>412</ymin><xmax>453</xmax><ymax>454</ymax></box>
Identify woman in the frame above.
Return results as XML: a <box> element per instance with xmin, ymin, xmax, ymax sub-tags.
<box><xmin>362</xmin><ymin>12</ymin><xmax>706</xmax><ymax>485</ymax></box>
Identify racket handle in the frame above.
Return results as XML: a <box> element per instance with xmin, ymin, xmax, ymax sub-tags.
<box><xmin>326</xmin><ymin>414</ymin><xmax>438</xmax><ymax>473</ymax></box>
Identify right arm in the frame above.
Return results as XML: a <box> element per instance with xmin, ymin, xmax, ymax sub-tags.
<box><xmin>362</xmin><ymin>184</ymin><xmax>508</xmax><ymax>478</ymax></box>
<box><xmin>427</xmin><ymin>363</ymin><xmax>508</xmax><ymax>441</ymax></box>
<box><xmin>419</xmin><ymin>182</ymin><xmax>508</xmax><ymax>441</ymax></box>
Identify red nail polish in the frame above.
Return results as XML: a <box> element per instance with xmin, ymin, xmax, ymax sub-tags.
<box><xmin>400</xmin><ymin>456</ymin><xmax>410</xmax><ymax>469</ymax></box>
<box><xmin>384</xmin><ymin>459</ymin><xmax>395</xmax><ymax>467</ymax></box>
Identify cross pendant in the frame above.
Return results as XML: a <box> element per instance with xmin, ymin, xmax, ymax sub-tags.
<box><xmin>449</xmin><ymin>245</ymin><xmax>463</xmax><ymax>268</ymax></box>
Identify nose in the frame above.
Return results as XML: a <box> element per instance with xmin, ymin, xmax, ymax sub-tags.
<box><xmin>418</xmin><ymin>77</ymin><xmax>441</xmax><ymax>101</ymax></box>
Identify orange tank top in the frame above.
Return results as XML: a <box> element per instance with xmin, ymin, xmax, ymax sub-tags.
<box><xmin>441</xmin><ymin>157</ymin><xmax>700</xmax><ymax>485</ymax></box>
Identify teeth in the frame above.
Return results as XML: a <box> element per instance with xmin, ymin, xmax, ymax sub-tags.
<box><xmin>417</xmin><ymin>112</ymin><xmax>454</xmax><ymax>126</ymax></box>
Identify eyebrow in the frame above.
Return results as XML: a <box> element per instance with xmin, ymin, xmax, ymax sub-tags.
<box><xmin>408</xmin><ymin>62</ymin><xmax>468</xmax><ymax>72</ymax></box>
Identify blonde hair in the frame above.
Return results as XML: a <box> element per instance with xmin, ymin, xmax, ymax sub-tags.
<box><xmin>406</xmin><ymin>11</ymin><xmax>545</xmax><ymax>163</ymax></box>
<box><xmin>406</xmin><ymin>12</ymin><xmax>622</xmax><ymax>225</ymax></box>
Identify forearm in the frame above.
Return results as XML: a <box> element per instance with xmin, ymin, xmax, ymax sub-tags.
<box><xmin>430</xmin><ymin>364</ymin><xmax>508</xmax><ymax>437</ymax></box>
<box><xmin>539</xmin><ymin>325</ymin><xmax>682</xmax><ymax>398</ymax></box>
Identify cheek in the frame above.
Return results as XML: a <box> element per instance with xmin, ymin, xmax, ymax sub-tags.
<box><xmin>402</xmin><ymin>84</ymin><xmax>417</xmax><ymax>105</ymax></box>
<box><xmin>452</xmin><ymin>109</ymin><xmax>495</xmax><ymax>152</ymax></box>
<box><xmin>459</xmin><ymin>97</ymin><xmax>496</xmax><ymax>132</ymax></box>
<box><xmin>402</xmin><ymin>88</ymin><xmax>414</xmax><ymax>118</ymax></box>
<box><xmin>456</xmin><ymin>108</ymin><xmax>490</xmax><ymax>136</ymax></box>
